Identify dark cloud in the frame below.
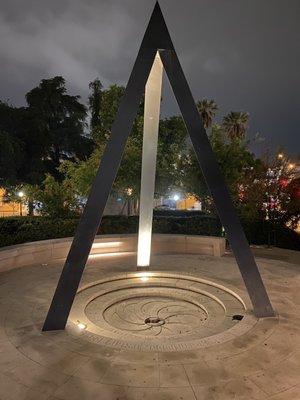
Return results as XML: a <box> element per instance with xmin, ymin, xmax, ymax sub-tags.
<box><xmin>0</xmin><ymin>0</ymin><xmax>299</xmax><ymax>156</ymax></box>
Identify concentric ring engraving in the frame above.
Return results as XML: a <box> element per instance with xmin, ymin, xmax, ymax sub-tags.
<box><xmin>90</xmin><ymin>292</ymin><xmax>208</xmax><ymax>337</ymax></box>
<box><xmin>69</xmin><ymin>272</ymin><xmax>255</xmax><ymax>351</ymax></box>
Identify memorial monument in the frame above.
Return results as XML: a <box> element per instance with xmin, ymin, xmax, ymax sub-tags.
<box><xmin>43</xmin><ymin>2</ymin><xmax>274</xmax><ymax>332</ymax></box>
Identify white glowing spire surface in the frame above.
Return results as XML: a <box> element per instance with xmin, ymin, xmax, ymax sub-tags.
<box><xmin>137</xmin><ymin>52</ymin><xmax>163</xmax><ymax>267</ymax></box>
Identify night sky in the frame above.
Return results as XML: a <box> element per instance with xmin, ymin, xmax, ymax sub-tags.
<box><xmin>0</xmin><ymin>0</ymin><xmax>299</xmax><ymax>156</ymax></box>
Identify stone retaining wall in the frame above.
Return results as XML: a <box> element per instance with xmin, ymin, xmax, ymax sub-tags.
<box><xmin>0</xmin><ymin>234</ymin><xmax>226</xmax><ymax>273</ymax></box>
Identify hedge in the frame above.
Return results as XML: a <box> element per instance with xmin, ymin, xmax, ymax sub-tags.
<box><xmin>0</xmin><ymin>216</ymin><xmax>137</xmax><ymax>248</ymax></box>
<box><xmin>0</xmin><ymin>215</ymin><xmax>299</xmax><ymax>251</ymax></box>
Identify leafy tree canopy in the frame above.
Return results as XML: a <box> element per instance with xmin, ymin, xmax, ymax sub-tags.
<box><xmin>29</xmin><ymin>174</ymin><xmax>80</xmax><ymax>218</ymax></box>
<box><xmin>26</xmin><ymin>76</ymin><xmax>93</xmax><ymax>175</ymax></box>
<box><xmin>0</xmin><ymin>77</ymin><xmax>93</xmax><ymax>188</ymax></box>
<box><xmin>222</xmin><ymin>111</ymin><xmax>249</xmax><ymax>140</ymax></box>
<box><xmin>196</xmin><ymin>99</ymin><xmax>218</xmax><ymax>129</ymax></box>
<box><xmin>1</xmin><ymin>76</ymin><xmax>298</xmax><ymax>228</ymax></box>
<box><xmin>182</xmin><ymin>124</ymin><xmax>260</xmax><ymax>211</ymax></box>
<box><xmin>63</xmin><ymin>84</ymin><xmax>188</xmax><ymax>202</ymax></box>
<box><xmin>0</xmin><ymin>101</ymin><xmax>47</xmax><ymax>186</ymax></box>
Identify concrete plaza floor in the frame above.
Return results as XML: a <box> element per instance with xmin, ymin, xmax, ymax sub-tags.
<box><xmin>0</xmin><ymin>247</ymin><xmax>299</xmax><ymax>399</ymax></box>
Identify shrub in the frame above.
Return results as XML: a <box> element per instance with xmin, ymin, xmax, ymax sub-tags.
<box><xmin>30</xmin><ymin>175</ymin><xmax>80</xmax><ymax>218</ymax></box>
<box><xmin>241</xmin><ymin>219</ymin><xmax>300</xmax><ymax>250</ymax></box>
<box><xmin>0</xmin><ymin>215</ymin><xmax>299</xmax><ymax>250</ymax></box>
<box><xmin>0</xmin><ymin>217</ymin><xmax>78</xmax><ymax>247</ymax></box>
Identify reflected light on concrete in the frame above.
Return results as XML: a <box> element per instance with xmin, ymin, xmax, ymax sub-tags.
<box><xmin>137</xmin><ymin>52</ymin><xmax>163</xmax><ymax>267</ymax></box>
<box><xmin>88</xmin><ymin>252</ymin><xmax>135</xmax><ymax>259</ymax></box>
<box><xmin>136</xmin><ymin>272</ymin><xmax>154</xmax><ymax>282</ymax></box>
<box><xmin>92</xmin><ymin>242</ymin><xmax>122</xmax><ymax>249</ymax></box>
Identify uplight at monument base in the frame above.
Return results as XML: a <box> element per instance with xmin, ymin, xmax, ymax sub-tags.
<box><xmin>135</xmin><ymin>272</ymin><xmax>153</xmax><ymax>282</ymax></box>
<box><xmin>137</xmin><ymin>230</ymin><xmax>151</xmax><ymax>267</ymax></box>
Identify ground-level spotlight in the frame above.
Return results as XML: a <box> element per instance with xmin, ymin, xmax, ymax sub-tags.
<box><xmin>77</xmin><ymin>321</ymin><xmax>87</xmax><ymax>330</ymax></box>
<box><xmin>136</xmin><ymin>272</ymin><xmax>153</xmax><ymax>282</ymax></box>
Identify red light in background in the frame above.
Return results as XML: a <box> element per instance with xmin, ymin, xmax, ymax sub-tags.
<box><xmin>279</xmin><ymin>178</ymin><xmax>289</xmax><ymax>188</ymax></box>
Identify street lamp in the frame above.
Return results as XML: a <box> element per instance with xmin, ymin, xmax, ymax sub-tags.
<box><xmin>173</xmin><ymin>194</ymin><xmax>180</xmax><ymax>201</ymax></box>
<box><xmin>18</xmin><ymin>191</ymin><xmax>24</xmax><ymax>216</ymax></box>
<box><xmin>125</xmin><ymin>187</ymin><xmax>133</xmax><ymax>196</ymax></box>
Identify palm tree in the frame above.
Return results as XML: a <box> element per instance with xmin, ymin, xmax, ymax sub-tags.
<box><xmin>197</xmin><ymin>99</ymin><xmax>218</xmax><ymax>129</ymax></box>
<box><xmin>222</xmin><ymin>111</ymin><xmax>249</xmax><ymax>140</ymax></box>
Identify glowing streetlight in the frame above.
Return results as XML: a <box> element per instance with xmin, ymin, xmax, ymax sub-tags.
<box><xmin>173</xmin><ymin>194</ymin><xmax>180</xmax><ymax>201</ymax></box>
<box><xmin>125</xmin><ymin>187</ymin><xmax>133</xmax><ymax>196</ymax></box>
<box><xmin>288</xmin><ymin>163</ymin><xmax>295</xmax><ymax>170</ymax></box>
<box><xmin>277</xmin><ymin>153</ymin><xmax>284</xmax><ymax>159</ymax></box>
<box><xmin>18</xmin><ymin>191</ymin><xmax>25</xmax><ymax>216</ymax></box>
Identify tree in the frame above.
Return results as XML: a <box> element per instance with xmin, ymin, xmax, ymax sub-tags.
<box><xmin>156</xmin><ymin>116</ymin><xmax>188</xmax><ymax>197</ymax></box>
<box><xmin>61</xmin><ymin>84</ymin><xmax>143</xmax><ymax>214</ymax></box>
<box><xmin>196</xmin><ymin>99</ymin><xmax>218</xmax><ymax>129</ymax></box>
<box><xmin>222</xmin><ymin>111</ymin><xmax>249</xmax><ymax>140</ymax></box>
<box><xmin>288</xmin><ymin>177</ymin><xmax>300</xmax><ymax>228</ymax></box>
<box><xmin>240</xmin><ymin>152</ymin><xmax>300</xmax><ymax>225</ymax></box>
<box><xmin>30</xmin><ymin>174</ymin><xmax>80</xmax><ymax>218</ymax></box>
<box><xmin>88</xmin><ymin>78</ymin><xmax>103</xmax><ymax>134</ymax></box>
<box><xmin>0</xmin><ymin>101</ymin><xmax>47</xmax><ymax>187</ymax></box>
<box><xmin>0</xmin><ymin>130</ymin><xmax>22</xmax><ymax>187</ymax></box>
<box><xmin>182</xmin><ymin>124</ymin><xmax>259</xmax><ymax>212</ymax></box>
<box><xmin>0</xmin><ymin>78</ymin><xmax>94</xmax><ymax>214</ymax></box>
<box><xmin>26</xmin><ymin>76</ymin><xmax>93</xmax><ymax>175</ymax></box>
<box><xmin>61</xmin><ymin>85</ymin><xmax>189</xmax><ymax>213</ymax></box>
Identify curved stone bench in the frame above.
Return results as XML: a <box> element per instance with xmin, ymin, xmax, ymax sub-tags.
<box><xmin>0</xmin><ymin>234</ymin><xmax>226</xmax><ymax>273</ymax></box>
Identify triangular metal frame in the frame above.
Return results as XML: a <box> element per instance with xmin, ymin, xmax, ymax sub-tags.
<box><xmin>43</xmin><ymin>2</ymin><xmax>274</xmax><ymax>331</ymax></box>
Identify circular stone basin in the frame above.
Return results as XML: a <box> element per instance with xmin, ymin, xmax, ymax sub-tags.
<box><xmin>69</xmin><ymin>272</ymin><xmax>255</xmax><ymax>351</ymax></box>
<box><xmin>97</xmin><ymin>292</ymin><xmax>208</xmax><ymax>337</ymax></box>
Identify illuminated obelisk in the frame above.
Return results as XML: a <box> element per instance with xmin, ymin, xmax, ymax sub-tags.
<box><xmin>137</xmin><ymin>52</ymin><xmax>163</xmax><ymax>269</ymax></box>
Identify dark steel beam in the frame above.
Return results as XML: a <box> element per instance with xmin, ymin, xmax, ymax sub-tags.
<box><xmin>42</xmin><ymin>10</ymin><xmax>165</xmax><ymax>332</ymax></box>
<box><xmin>159</xmin><ymin>49</ymin><xmax>274</xmax><ymax>317</ymax></box>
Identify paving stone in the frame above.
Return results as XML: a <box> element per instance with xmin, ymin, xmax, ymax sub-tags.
<box><xmin>101</xmin><ymin>363</ymin><xmax>159</xmax><ymax>387</ymax></box>
<box><xmin>3</xmin><ymin>358</ymin><xmax>70</xmax><ymax>396</ymax></box>
<box><xmin>54</xmin><ymin>377</ymin><xmax>128</xmax><ymax>400</ymax></box>
<box><xmin>72</xmin><ymin>357</ymin><xmax>111</xmax><ymax>382</ymax></box>
<box><xmin>126</xmin><ymin>386</ymin><xmax>197</xmax><ymax>400</ymax></box>
<box><xmin>159</xmin><ymin>364</ymin><xmax>190</xmax><ymax>387</ymax></box>
<box><xmin>193</xmin><ymin>377</ymin><xmax>267</xmax><ymax>400</ymax></box>
<box><xmin>183</xmin><ymin>362</ymin><xmax>231</xmax><ymax>386</ymax></box>
<box><xmin>0</xmin><ymin>249</ymin><xmax>299</xmax><ymax>399</ymax></box>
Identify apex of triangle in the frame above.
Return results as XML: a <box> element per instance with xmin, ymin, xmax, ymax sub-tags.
<box><xmin>153</xmin><ymin>1</ymin><xmax>163</xmax><ymax>14</ymax></box>
<box><xmin>141</xmin><ymin>0</ymin><xmax>173</xmax><ymax>51</ymax></box>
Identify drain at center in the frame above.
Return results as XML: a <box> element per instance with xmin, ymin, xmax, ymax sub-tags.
<box><xmin>144</xmin><ymin>317</ymin><xmax>165</xmax><ymax>327</ymax></box>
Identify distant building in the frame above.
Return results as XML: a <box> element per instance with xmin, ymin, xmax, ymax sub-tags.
<box><xmin>177</xmin><ymin>195</ymin><xmax>202</xmax><ymax>211</ymax></box>
<box><xmin>0</xmin><ymin>188</ymin><xmax>26</xmax><ymax>217</ymax></box>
